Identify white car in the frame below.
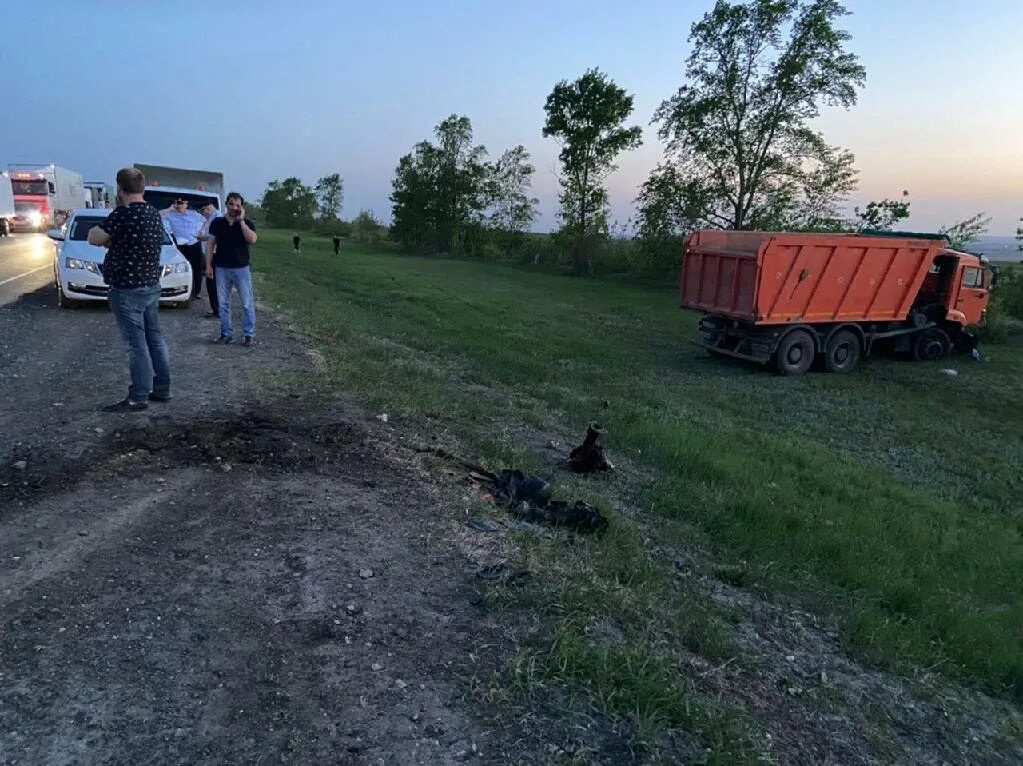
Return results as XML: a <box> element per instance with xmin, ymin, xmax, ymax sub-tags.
<box><xmin>48</xmin><ymin>209</ymin><xmax>192</xmax><ymax>309</ymax></box>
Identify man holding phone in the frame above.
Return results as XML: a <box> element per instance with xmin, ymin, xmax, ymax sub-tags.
<box><xmin>205</xmin><ymin>192</ymin><xmax>258</xmax><ymax>345</ymax></box>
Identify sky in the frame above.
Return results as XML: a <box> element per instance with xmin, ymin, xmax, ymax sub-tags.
<box><xmin>2</xmin><ymin>0</ymin><xmax>1021</xmax><ymax>235</ymax></box>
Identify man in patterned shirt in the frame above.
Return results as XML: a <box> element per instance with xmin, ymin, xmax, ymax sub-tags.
<box><xmin>88</xmin><ymin>167</ymin><xmax>171</xmax><ymax>412</ymax></box>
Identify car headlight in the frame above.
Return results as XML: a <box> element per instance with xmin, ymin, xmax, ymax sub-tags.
<box><xmin>65</xmin><ymin>258</ymin><xmax>100</xmax><ymax>273</ymax></box>
<box><xmin>28</xmin><ymin>210</ymin><xmax>43</xmax><ymax>226</ymax></box>
<box><xmin>162</xmin><ymin>262</ymin><xmax>190</xmax><ymax>277</ymax></box>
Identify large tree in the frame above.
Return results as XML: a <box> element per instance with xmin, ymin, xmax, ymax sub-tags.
<box><xmin>639</xmin><ymin>0</ymin><xmax>865</xmax><ymax>236</ymax></box>
<box><xmin>260</xmin><ymin>177</ymin><xmax>318</xmax><ymax>229</ymax></box>
<box><xmin>315</xmin><ymin>173</ymin><xmax>344</xmax><ymax>221</ymax></box>
<box><xmin>390</xmin><ymin>115</ymin><xmax>488</xmax><ymax>253</ymax></box>
<box><xmin>391</xmin><ymin>116</ymin><xmax>537</xmax><ymax>255</ymax></box>
<box><xmin>543</xmin><ymin>69</ymin><xmax>642</xmax><ymax>273</ymax></box>
<box><xmin>485</xmin><ymin>145</ymin><xmax>538</xmax><ymax>234</ymax></box>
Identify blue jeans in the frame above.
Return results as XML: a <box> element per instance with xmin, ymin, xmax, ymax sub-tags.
<box><xmin>108</xmin><ymin>284</ymin><xmax>170</xmax><ymax>403</ymax></box>
<box><xmin>215</xmin><ymin>266</ymin><xmax>255</xmax><ymax>338</ymax></box>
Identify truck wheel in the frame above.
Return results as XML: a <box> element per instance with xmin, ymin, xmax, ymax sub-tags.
<box><xmin>773</xmin><ymin>329</ymin><xmax>815</xmax><ymax>376</ymax></box>
<box><xmin>913</xmin><ymin>328</ymin><xmax>951</xmax><ymax>361</ymax></box>
<box><xmin>824</xmin><ymin>329</ymin><xmax>862</xmax><ymax>373</ymax></box>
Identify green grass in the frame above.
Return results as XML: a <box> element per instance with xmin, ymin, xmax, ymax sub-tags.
<box><xmin>252</xmin><ymin>231</ymin><xmax>1023</xmax><ymax>753</ymax></box>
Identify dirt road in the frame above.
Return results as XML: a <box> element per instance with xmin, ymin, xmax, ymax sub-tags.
<box><xmin>0</xmin><ymin>273</ymin><xmax>513</xmax><ymax>764</ymax></box>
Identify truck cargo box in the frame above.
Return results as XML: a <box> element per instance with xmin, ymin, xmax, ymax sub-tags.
<box><xmin>680</xmin><ymin>231</ymin><xmax>950</xmax><ymax>325</ymax></box>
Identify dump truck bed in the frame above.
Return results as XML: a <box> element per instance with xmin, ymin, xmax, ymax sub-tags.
<box><xmin>680</xmin><ymin>231</ymin><xmax>949</xmax><ymax>325</ymax></box>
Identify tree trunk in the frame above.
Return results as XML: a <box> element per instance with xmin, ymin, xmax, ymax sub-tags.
<box><xmin>576</xmin><ymin>169</ymin><xmax>589</xmax><ymax>274</ymax></box>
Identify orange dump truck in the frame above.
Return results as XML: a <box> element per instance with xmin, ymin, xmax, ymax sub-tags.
<box><xmin>680</xmin><ymin>230</ymin><xmax>993</xmax><ymax>374</ymax></box>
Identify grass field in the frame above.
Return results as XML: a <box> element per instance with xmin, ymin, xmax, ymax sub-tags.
<box><xmin>253</xmin><ymin>231</ymin><xmax>1023</xmax><ymax>757</ymax></box>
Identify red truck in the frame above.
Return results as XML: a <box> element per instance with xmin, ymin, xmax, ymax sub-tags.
<box><xmin>680</xmin><ymin>230</ymin><xmax>993</xmax><ymax>375</ymax></box>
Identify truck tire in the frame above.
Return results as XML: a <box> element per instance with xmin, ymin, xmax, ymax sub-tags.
<box><xmin>913</xmin><ymin>327</ymin><xmax>951</xmax><ymax>361</ymax></box>
<box><xmin>773</xmin><ymin>329</ymin><xmax>815</xmax><ymax>376</ymax></box>
<box><xmin>824</xmin><ymin>329</ymin><xmax>862</xmax><ymax>374</ymax></box>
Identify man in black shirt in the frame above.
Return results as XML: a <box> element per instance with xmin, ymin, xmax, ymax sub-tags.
<box><xmin>205</xmin><ymin>192</ymin><xmax>258</xmax><ymax>345</ymax></box>
<box><xmin>87</xmin><ymin>167</ymin><xmax>171</xmax><ymax>412</ymax></box>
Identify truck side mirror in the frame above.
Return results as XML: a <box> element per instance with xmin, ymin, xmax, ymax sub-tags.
<box><xmin>47</xmin><ymin>228</ymin><xmax>63</xmax><ymax>241</ymax></box>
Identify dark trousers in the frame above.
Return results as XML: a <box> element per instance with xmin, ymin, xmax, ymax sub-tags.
<box><xmin>205</xmin><ymin>269</ymin><xmax>219</xmax><ymax>314</ymax></box>
<box><xmin>177</xmin><ymin>243</ymin><xmax>205</xmax><ymax>299</ymax></box>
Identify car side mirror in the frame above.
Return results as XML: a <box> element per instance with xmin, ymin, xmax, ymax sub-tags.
<box><xmin>47</xmin><ymin>229</ymin><xmax>64</xmax><ymax>241</ymax></box>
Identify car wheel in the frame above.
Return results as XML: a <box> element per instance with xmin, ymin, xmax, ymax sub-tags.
<box><xmin>772</xmin><ymin>329</ymin><xmax>816</xmax><ymax>376</ymax></box>
<box><xmin>824</xmin><ymin>329</ymin><xmax>862</xmax><ymax>373</ymax></box>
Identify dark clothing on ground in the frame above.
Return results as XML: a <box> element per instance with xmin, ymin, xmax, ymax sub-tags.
<box><xmin>98</xmin><ymin>202</ymin><xmax>164</xmax><ymax>288</ymax></box>
<box><xmin>209</xmin><ymin>217</ymin><xmax>256</xmax><ymax>268</ymax></box>
<box><xmin>177</xmin><ymin>242</ymin><xmax>205</xmax><ymax>298</ymax></box>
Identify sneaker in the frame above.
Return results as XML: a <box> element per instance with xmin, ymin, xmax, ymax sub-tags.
<box><xmin>205</xmin><ymin>311</ymin><xmax>219</xmax><ymax>319</ymax></box>
<box><xmin>102</xmin><ymin>399</ymin><xmax>148</xmax><ymax>413</ymax></box>
<box><xmin>241</xmin><ymin>336</ymin><xmax>254</xmax><ymax>347</ymax></box>
<box><xmin>215</xmin><ymin>335</ymin><xmax>234</xmax><ymax>344</ymax></box>
<box><xmin>148</xmin><ymin>392</ymin><xmax>172</xmax><ymax>403</ymax></box>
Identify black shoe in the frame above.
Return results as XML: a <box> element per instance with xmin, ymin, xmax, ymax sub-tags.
<box><xmin>205</xmin><ymin>311</ymin><xmax>219</xmax><ymax>319</ymax></box>
<box><xmin>148</xmin><ymin>392</ymin><xmax>172</xmax><ymax>403</ymax></box>
<box><xmin>103</xmin><ymin>399</ymin><xmax>148</xmax><ymax>413</ymax></box>
<box><xmin>215</xmin><ymin>335</ymin><xmax>234</xmax><ymax>344</ymax></box>
<box><xmin>241</xmin><ymin>336</ymin><xmax>254</xmax><ymax>347</ymax></box>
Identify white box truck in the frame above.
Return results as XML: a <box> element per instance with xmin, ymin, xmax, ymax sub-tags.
<box><xmin>8</xmin><ymin>164</ymin><xmax>84</xmax><ymax>231</ymax></box>
<box><xmin>133</xmin><ymin>163</ymin><xmax>225</xmax><ymax>212</ymax></box>
<box><xmin>0</xmin><ymin>171</ymin><xmax>15</xmax><ymax>236</ymax></box>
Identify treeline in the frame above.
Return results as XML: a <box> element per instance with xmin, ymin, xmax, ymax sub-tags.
<box><xmin>259</xmin><ymin>0</ymin><xmax>999</xmax><ymax>281</ymax></box>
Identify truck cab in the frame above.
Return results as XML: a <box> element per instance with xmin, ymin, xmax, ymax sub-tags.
<box><xmin>913</xmin><ymin>250</ymin><xmax>992</xmax><ymax>328</ymax></box>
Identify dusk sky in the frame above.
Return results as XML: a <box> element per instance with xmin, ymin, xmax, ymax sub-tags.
<box><xmin>2</xmin><ymin>0</ymin><xmax>1020</xmax><ymax>234</ymax></box>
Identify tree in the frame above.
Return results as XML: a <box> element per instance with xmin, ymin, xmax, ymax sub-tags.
<box><xmin>939</xmin><ymin>212</ymin><xmax>991</xmax><ymax>250</ymax></box>
<box><xmin>260</xmin><ymin>177</ymin><xmax>318</xmax><ymax>229</ymax></box>
<box><xmin>434</xmin><ymin>115</ymin><xmax>489</xmax><ymax>252</ymax></box>
<box><xmin>543</xmin><ymin>68</ymin><xmax>642</xmax><ymax>273</ymax></box>
<box><xmin>352</xmin><ymin>210</ymin><xmax>384</xmax><ymax>243</ymax></box>
<box><xmin>315</xmin><ymin>173</ymin><xmax>344</xmax><ymax>221</ymax></box>
<box><xmin>390</xmin><ymin>115</ymin><xmax>489</xmax><ymax>253</ymax></box>
<box><xmin>648</xmin><ymin>0</ymin><xmax>865</xmax><ymax>232</ymax></box>
<box><xmin>1016</xmin><ymin>218</ymin><xmax>1022</xmax><ymax>252</ymax></box>
<box><xmin>485</xmin><ymin>145</ymin><xmax>538</xmax><ymax>234</ymax></box>
<box><xmin>391</xmin><ymin>142</ymin><xmax>441</xmax><ymax>250</ymax></box>
<box><xmin>852</xmin><ymin>191</ymin><xmax>910</xmax><ymax>231</ymax></box>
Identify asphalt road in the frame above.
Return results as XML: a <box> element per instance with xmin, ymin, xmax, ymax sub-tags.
<box><xmin>0</xmin><ymin>234</ymin><xmax>54</xmax><ymax>307</ymax></box>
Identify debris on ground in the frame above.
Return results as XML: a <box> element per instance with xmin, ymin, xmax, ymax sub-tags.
<box><xmin>466</xmin><ymin>517</ymin><xmax>501</xmax><ymax>533</ymax></box>
<box><xmin>568</xmin><ymin>421</ymin><xmax>614</xmax><ymax>473</ymax></box>
<box><xmin>376</xmin><ymin>413</ymin><xmax>389</xmax><ymax>423</ymax></box>
<box><xmin>467</xmin><ymin>466</ymin><xmax>608</xmax><ymax>534</ymax></box>
<box><xmin>475</xmin><ymin>564</ymin><xmax>531</xmax><ymax>587</ymax></box>
<box><xmin>941</xmin><ymin>368</ymin><xmax>959</xmax><ymax>376</ymax></box>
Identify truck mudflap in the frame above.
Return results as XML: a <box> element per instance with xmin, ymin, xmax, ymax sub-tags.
<box><xmin>697</xmin><ymin>316</ymin><xmax>775</xmax><ymax>364</ymax></box>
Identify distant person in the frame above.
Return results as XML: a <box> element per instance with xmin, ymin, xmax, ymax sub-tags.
<box><xmin>332</xmin><ymin>234</ymin><xmax>341</xmax><ymax>255</ymax></box>
<box><xmin>196</xmin><ymin>201</ymin><xmax>222</xmax><ymax>318</ymax></box>
<box><xmin>205</xmin><ymin>193</ymin><xmax>258</xmax><ymax>346</ymax></box>
<box><xmin>87</xmin><ymin>167</ymin><xmax>170</xmax><ymax>411</ymax></box>
<box><xmin>160</xmin><ymin>198</ymin><xmax>206</xmax><ymax>301</ymax></box>
<box><xmin>292</xmin><ymin>233</ymin><xmax>302</xmax><ymax>255</ymax></box>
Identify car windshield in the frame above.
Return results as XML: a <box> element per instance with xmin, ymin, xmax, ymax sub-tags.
<box><xmin>70</xmin><ymin>217</ymin><xmax>172</xmax><ymax>245</ymax></box>
<box><xmin>12</xmin><ymin>180</ymin><xmax>49</xmax><ymax>195</ymax></box>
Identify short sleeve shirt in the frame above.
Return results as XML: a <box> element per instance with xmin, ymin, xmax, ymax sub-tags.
<box><xmin>98</xmin><ymin>202</ymin><xmax>165</xmax><ymax>289</ymax></box>
<box><xmin>209</xmin><ymin>217</ymin><xmax>256</xmax><ymax>268</ymax></box>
